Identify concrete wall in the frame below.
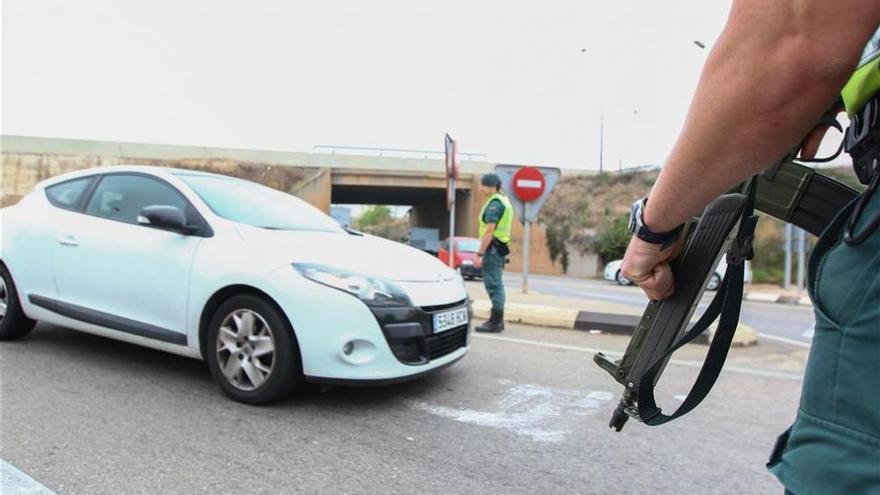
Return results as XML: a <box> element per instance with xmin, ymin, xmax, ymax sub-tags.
<box><xmin>565</xmin><ymin>249</ymin><xmax>603</xmax><ymax>279</ymax></box>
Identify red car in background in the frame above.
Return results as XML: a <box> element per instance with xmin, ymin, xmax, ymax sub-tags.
<box><xmin>438</xmin><ymin>237</ymin><xmax>482</xmax><ymax>280</ymax></box>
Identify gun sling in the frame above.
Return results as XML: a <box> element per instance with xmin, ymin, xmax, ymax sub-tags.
<box><xmin>595</xmin><ymin>162</ymin><xmax>858</xmax><ymax>431</ymax></box>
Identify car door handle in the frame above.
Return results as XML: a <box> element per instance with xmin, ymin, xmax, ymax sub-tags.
<box><xmin>58</xmin><ymin>235</ymin><xmax>79</xmax><ymax>247</ymax></box>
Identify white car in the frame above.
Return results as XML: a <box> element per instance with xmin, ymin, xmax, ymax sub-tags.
<box><xmin>0</xmin><ymin>166</ymin><xmax>470</xmax><ymax>404</ymax></box>
<box><xmin>603</xmin><ymin>258</ymin><xmax>752</xmax><ymax>291</ymax></box>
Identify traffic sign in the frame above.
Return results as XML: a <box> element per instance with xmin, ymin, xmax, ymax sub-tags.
<box><xmin>444</xmin><ymin>133</ymin><xmax>459</xmax><ymax>268</ymax></box>
<box><xmin>512</xmin><ymin>166</ymin><xmax>546</xmax><ymax>202</ymax></box>
<box><xmin>494</xmin><ymin>164</ymin><xmax>560</xmax><ymax>223</ymax></box>
<box><xmin>445</xmin><ymin>134</ymin><xmax>459</xmax><ymax>211</ymax></box>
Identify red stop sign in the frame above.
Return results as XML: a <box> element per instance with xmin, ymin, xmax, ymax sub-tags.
<box><xmin>512</xmin><ymin>167</ymin><xmax>546</xmax><ymax>202</ymax></box>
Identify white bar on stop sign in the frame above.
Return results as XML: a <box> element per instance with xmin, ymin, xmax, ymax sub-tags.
<box><xmin>516</xmin><ymin>179</ymin><xmax>542</xmax><ymax>188</ymax></box>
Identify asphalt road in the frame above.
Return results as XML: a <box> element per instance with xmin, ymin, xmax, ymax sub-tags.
<box><xmin>502</xmin><ymin>273</ymin><xmax>816</xmax><ymax>347</ymax></box>
<box><xmin>1</xmin><ymin>321</ymin><xmax>807</xmax><ymax>495</ymax></box>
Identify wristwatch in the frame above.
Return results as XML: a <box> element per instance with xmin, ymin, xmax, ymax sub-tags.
<box><xmin>629</xmin><ymin>198</ymin><xmax>683</xmax><ymax>250</ymax></box>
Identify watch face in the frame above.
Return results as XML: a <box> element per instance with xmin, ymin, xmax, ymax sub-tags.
<box><xmin>629</xmin><ymin>199</ymin><xmax>644</xmax><ymax>235</ymax></box>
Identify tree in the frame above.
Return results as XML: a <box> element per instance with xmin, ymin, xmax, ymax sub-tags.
<box><xmin>354</xmin><ymin>205</ymin><xmax>409</xmax><ymax>242</ymax></box>
<box><xmin>594</xmin><ymin>214</ymin><xmax>631</xmax><ymax>264</ymax></box>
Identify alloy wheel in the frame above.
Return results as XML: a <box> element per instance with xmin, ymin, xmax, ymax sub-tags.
<box><xmin>216</xmin><ymin>309</ymin><xmax>276</xmax><ymax>391</ymax></box>
<box><xmin>0</xmin><ymin>275</ymin><xmax>8</xmax><ymax>323</ymax></box>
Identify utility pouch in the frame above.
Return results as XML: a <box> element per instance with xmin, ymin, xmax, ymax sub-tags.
<box><xmin>845</xmin><ymin>94</ymin><xmax>880</xmax><ymax>185</ymax></box>
<box><xmin>491</xmin><ymin>238</ymin><xmax>511</xmax><ymax>256</ymax></box>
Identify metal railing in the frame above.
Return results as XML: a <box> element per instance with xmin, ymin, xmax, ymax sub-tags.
<box><xmin>311</xmin><ymin>145</ymin><xmax>488</xmax><ymax>161</ymax></box>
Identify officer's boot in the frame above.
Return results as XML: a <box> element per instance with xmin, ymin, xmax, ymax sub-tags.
<box><xmin>475</xmin><ymin>309</ymin><xmax>505</xmax><ymax>333</ymax></box>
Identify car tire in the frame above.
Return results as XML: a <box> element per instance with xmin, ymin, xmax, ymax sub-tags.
<box><xmin>0</xmin><ymin>264</ymin><xmax>37</xmax><ymax>341</ymax></box>
<box><xmin>616</xmin><ymin>270</ymin><xmax>633</xmax><ymax>286</ymax></box>
<box><xmin>206</xmin><ymin>294</ymin><xmax>304</xmax><ymax>404</ymax></box>
<box><xmin>706</xmin><ymin>273</ymin><xmax>722</xmax><ymax>291</ymax></box>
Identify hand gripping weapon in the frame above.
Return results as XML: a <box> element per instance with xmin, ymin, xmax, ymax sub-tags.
<box><xmin>594</xmin><ymin>151</ymin><xmax>859</xmax><ymax>432</ymax></box>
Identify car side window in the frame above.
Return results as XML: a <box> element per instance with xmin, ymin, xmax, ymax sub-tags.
<box><xmin>45</xmin><ymin>177</ymin><xmax>93</xmax><ymax>211</ymax></box>
<box><xmin>84</xmin><ymin>174</ymin><xmax>189</xmax><ymax>225</ymax></box>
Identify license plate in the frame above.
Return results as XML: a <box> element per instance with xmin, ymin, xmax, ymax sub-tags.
<box><xmin>433</xmin><ymin>307</ymin><xmax>469</xmax><ymax>333</ymax></box>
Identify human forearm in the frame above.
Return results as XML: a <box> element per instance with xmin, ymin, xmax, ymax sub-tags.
<box><xmin>479</xmin><ymin>225</ymin><xmax>496</xmax><ymax>254</ymax></box>
<box><xmin>644</xmin><ymin>0</ymin><xmax>880</xmax><ymax>232</ymax></box>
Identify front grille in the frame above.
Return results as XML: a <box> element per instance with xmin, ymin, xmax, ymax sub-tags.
<box><xmin>425</xmin><ymin>325</ymin><xmax>468</xmax><ymax>360</ymax></box>
<box><xmin>420</xmin><ymin>299</ymin><xmax>468</xmax><ymax>314</ymax></box>
<box><xmin>371</xmin><ymin>301</ymin><xmax>470</xmax><ymax>365</ymax></box>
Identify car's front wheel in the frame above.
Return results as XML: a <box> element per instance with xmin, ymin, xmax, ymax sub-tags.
<box><xmin>0</xmin><ymin>264</ymin><xmax>37</xmax><ymax>341</ymax></box>
<box><xmin>206</xmin><ymin>295</ymin><xmax>304</xmax><ymax>404</ymax></box>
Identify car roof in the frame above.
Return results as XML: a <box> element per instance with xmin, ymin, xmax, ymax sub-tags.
<box><xmin>34</xmin><ymin>165</ymin><xmax>230</xmax><ymax>189</ymax></box>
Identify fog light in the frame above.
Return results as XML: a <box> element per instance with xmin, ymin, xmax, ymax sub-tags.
<box><xmin>343</xmin><ymin>341</ymin><xmax>354</xmax><ymax>355</ymax></box>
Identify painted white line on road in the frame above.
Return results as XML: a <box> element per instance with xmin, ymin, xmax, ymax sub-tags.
<box><xmin>474</xmin><ymin>333</ymin><xmax>616</xmax><ymax>355</ymax></box>
<box><xmin>757</xmin><ymin>333</ymin><xmax>812</xmax><ymax>349</ymax></box>
<box><xmin>410</xmin><ymin>379</ymin><xmax>614</xmax><ymax>443</ymax></box>
<box><xmin>472</xmin><ymin>334</ymin><xmax>803</xmax><ymax>381</ymax></box>
<box><xmin>1</xmin><ymin>460</ymin><xmax>57</xmax><ymax>495</ymax></box>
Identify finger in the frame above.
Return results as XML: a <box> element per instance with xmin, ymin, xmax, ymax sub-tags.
<box><xmin>652</xmin><ymin>263</ymin><xmax>676</xmax><ymax>299</ymax></box>
<box><xmin>799</xmin><ymin>124</ymin><xmax>831</xmax><ymax>160</ymax></box>
<box><xmin>638</xmin><ymin>263</ymin><xmax>676</xmax><ymax>301</ymax></box>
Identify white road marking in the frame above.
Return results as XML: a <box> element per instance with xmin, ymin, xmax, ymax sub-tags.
<box><xmin>801</xmin><ymin>328</ymin><xmax>815</xmax><ymax>339</ymax></box>
<box><xmin>1</xmin><ymin>460</ymin><xmax>56</xmax><ymax>495</ymax></box>
<box><xmin>410</xmin><ymin>380</ymin><xmax>614</xmax><ymax>443</ymax></box>
<box><xmin>516</xmin><ymin>179</ymin><xmax>543</xmax><ymax>189</ymax></box>
<box><xmin>757</xmin><ymin>333</ymin><xmax>812</xmax><ymax>349</ymax></box>
<box><xmin>472</xmin><ymin>333</ymin><xmax>803</xmax><ymax>381</ymax></box>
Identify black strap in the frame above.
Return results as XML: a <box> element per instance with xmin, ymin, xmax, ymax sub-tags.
<box><xmin>637</xmin><ymin>179</ymin><xmax>759</xmax><ymax>426</ymax></box>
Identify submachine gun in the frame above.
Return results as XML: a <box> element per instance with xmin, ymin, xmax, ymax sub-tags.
<box><xmin>594</xmin><ymin>136</ymin><xmax>860</xmax><ymax>432</ymax></box>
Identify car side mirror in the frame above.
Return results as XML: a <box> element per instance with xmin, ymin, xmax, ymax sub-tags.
<box><xmin>137</xmin><ymin>205</ymin><xmax>194</xmax><ymax>234</ymax></box>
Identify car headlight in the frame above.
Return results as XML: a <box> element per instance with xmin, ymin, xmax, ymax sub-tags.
<box><xmin>292</xmin><ymin>263</ymin><xmax>412</xmax><ymax>307</ymax></box>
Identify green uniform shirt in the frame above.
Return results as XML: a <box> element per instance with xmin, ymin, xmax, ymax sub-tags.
<box><xmin>482</xmin><ymin>198</ymin><xmax>505</xmax><ymax>225</ymax></box>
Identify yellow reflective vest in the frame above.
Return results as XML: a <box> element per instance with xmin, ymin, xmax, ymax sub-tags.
<box><xmin>842</xmin><ymin>27</ymin><xmax>880</xmax><ymax>115</ymax></box>
<box><xmin>478</xmin><ymin>192</ymin><xmax>513</xmax><ymax>244</ymax></box>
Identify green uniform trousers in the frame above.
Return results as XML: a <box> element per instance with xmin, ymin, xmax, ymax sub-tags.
<box><xmin>768</xmin><ymin>188</ymin><xmax>880</xmax><ymax>494</ymax></box>
<box><xmin>482</xmin><ymin>251</ymin><xmax>506</xmax><ymax>311</ymax></box>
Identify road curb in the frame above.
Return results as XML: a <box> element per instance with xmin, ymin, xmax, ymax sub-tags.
<box><xmin>744</xmin><ymin>292</ymin><xmax>812</xmax><ymax>307</ymax></box>
<box><xmin>472</xmin><ymin>299</ymin><xmax>758</xmax><ymax>347</ymax></box>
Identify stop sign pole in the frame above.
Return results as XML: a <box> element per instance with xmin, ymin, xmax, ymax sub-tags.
<box><xmin>511</xmin><ymin>167</ymin><xmax>546</xmax><ymax>293</ymax></box>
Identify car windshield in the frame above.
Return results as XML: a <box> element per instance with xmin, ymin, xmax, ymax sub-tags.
<box><xmin>177</xmin><ymin>174</ymin><xmax>343</xmax><ymax>233</ymax></box>
<box><xmin>457</xmin><ymin>239</ymin><xmax>480</xmax><ymax>252</ymax></box>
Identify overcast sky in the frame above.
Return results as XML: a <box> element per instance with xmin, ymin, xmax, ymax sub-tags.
<box><xmin>3</xmin><ymin>1</ymin><xmax>737</xmax><ymax>170</ymax></box>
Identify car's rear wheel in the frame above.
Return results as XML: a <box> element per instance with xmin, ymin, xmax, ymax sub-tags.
<box><xmin>616</xmin><ymin>270</ymin><xmax>633</xmax><ymax>286</ymax></box>
<box><xmin>206</xmin><ymin>295</ymin><xmax>304</xmax><ymax>404</ymax></box>
<box><xmin>0</xmin><ymin>264</ymin><xmax>37</xmax><ymax>341</ymax></box>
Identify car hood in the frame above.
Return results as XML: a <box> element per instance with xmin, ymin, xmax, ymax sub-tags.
<box><xmin>236</xmin><ymin>226</ymin><xmax>457</xmax><ymax>282</ymax></box>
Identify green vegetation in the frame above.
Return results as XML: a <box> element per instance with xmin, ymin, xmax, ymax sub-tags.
<box><xmin>539</xmin><ymin>170</ymin><xmax>657</xmax><ymax>270</ymax></box>
<box><xmin>354</xmin><ymin>205</ymin><xmax>409</xmax><ymax>242</ymax></box>
<box><xmin>538</xmin><ymin>165</ymin><xmax>837</xmax><ymax>284</ymax></box>
<box><xmin>594</xmin><ymin>214</ymin><xmax>631</xmax><ymax>264</ymax></box>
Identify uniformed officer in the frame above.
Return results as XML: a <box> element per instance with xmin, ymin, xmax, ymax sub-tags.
<box><xmin>619</xmin><ymin>3</ymin><xmax>879</xmax><ymax>494</ymax></box>
<box><xmin>474</xmin><ymin>173</ymin><xmax>513</xmax><ymax>333</ymax></box>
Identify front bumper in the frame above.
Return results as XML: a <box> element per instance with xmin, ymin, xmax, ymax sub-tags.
<box><xmin>459</xmin><ymin>264</ymin><xmax>482</xmax><ymax>278</ymax></box>
<box><xmin>263</xmin><ymin>268</ymin><xmax>470</xmax><ymax>384</ymax></box>
<box><xmin>370</xmin><ymin>300</ymin><xmax>471</xmax><ymax>365</ymax></box>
